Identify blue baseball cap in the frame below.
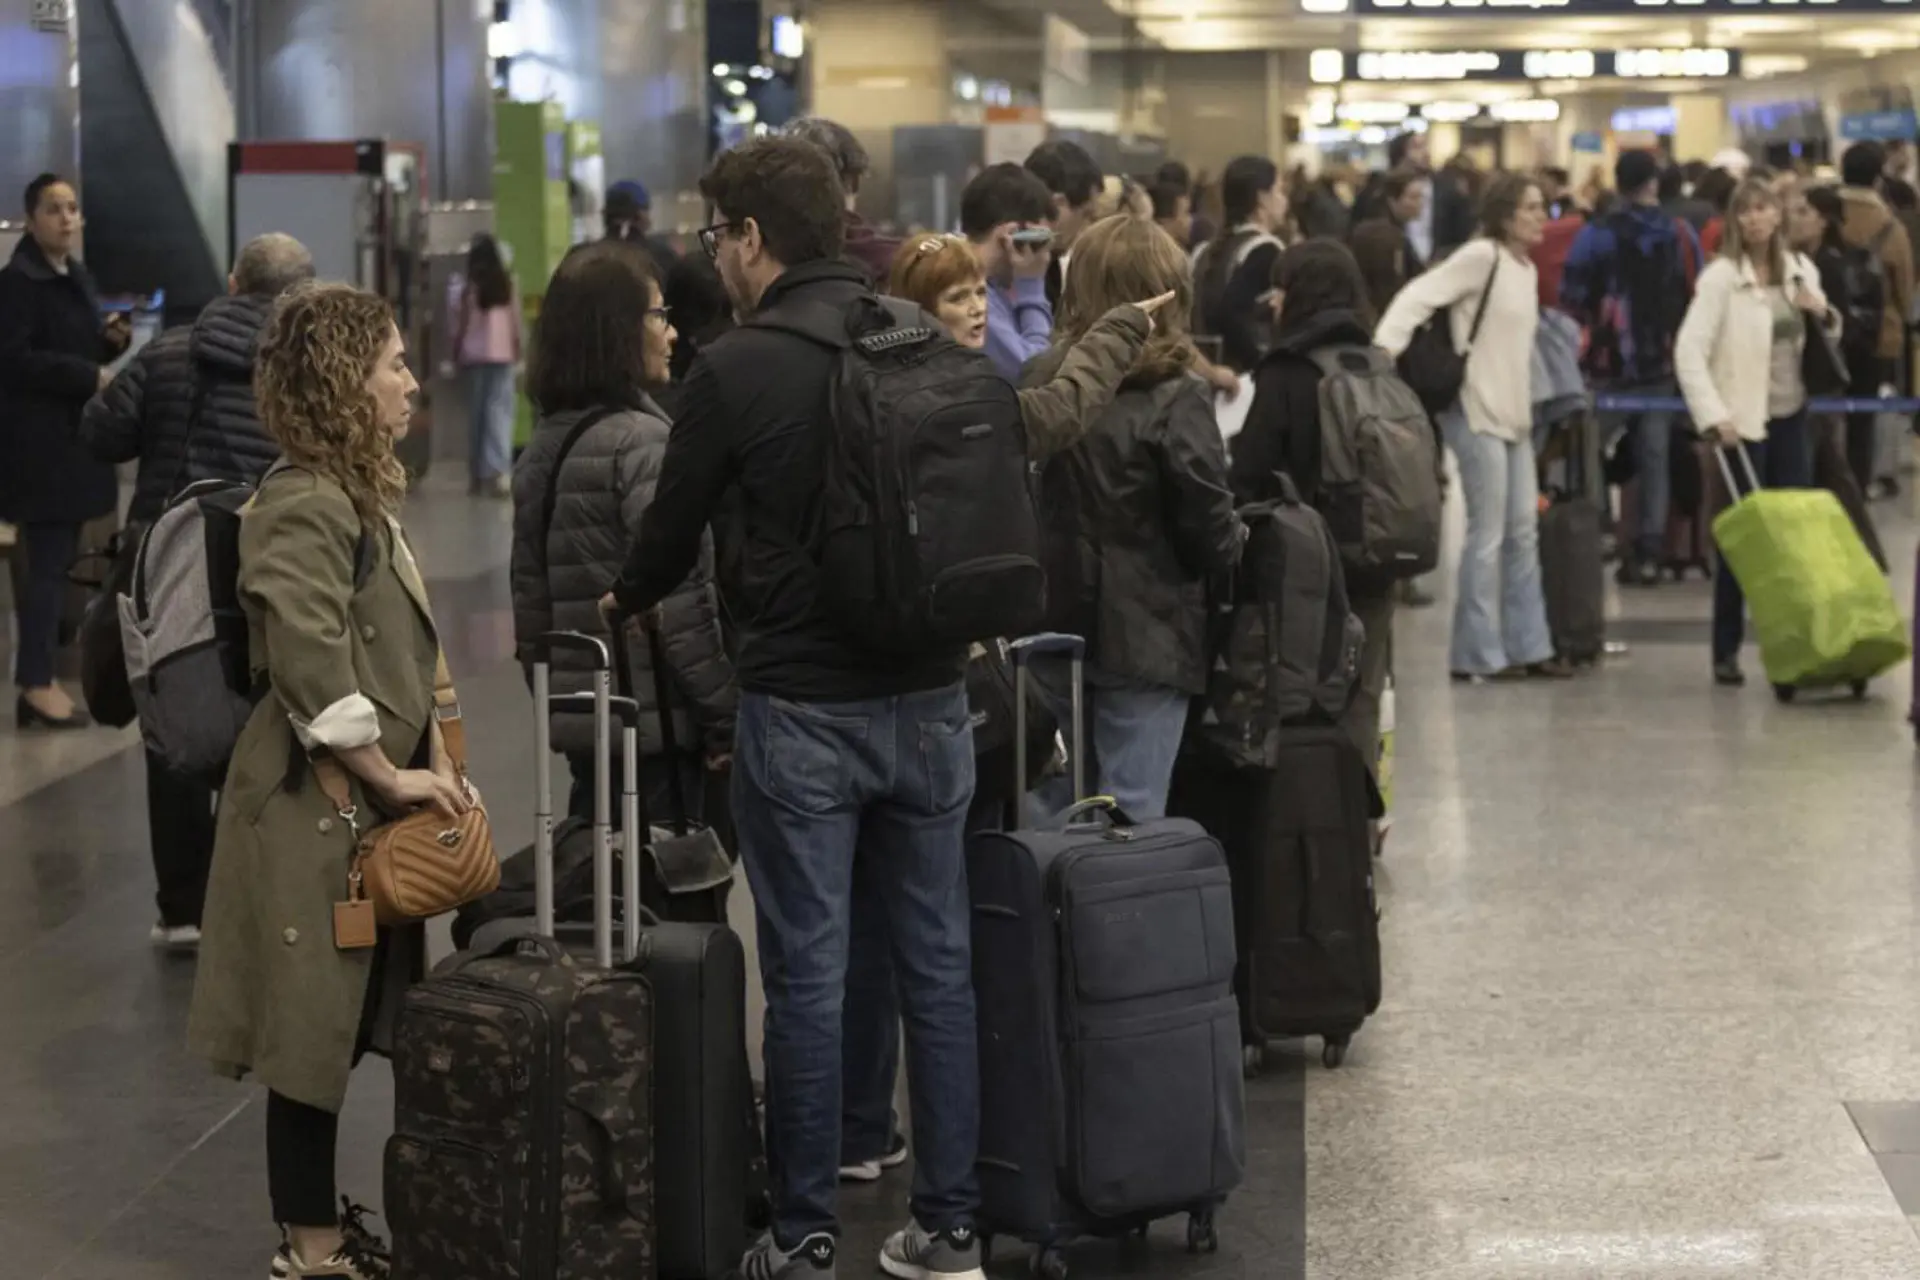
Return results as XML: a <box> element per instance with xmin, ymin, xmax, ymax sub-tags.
<box><xmin>607</xmin><ymin>179</ymin><xmax>651</xmax><ymax>211</ymax></box>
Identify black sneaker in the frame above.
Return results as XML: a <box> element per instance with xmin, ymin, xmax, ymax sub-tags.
<box><xmin>1713</xmin><ymin>660</ymin><xmax>1746</xmax><ymax>687</ymax></box>
<box><xmin>839</xmin><ymin>1131</ymin><xmax>909</xmax><ymax>1182</ymax></box>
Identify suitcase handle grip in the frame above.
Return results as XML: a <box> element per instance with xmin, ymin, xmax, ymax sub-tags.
<box><xmin>531</xmin><ymin>631</ymin><xmax>612</xmax><ymax>669</ymax></box>
<box><xmin>549</xmin><ymin>692</ymin><xmax>641</xmax><ymax>729</ymax></box>
<box><xmin>450</xmin><ymin>930</ymin><xmax>570</xmax><ymax>971</ymax></box>
<box><xmin>1054</xmin><ymin>795</ymin><xmax>1134</xmax><ymax>830</ymax></box>
<box><xmin>1010</xmin><ymin>633</ymin><xmax>1086</xmax><ymax>663</ymax></box>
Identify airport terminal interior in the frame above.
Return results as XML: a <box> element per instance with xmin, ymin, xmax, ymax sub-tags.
<box><xmin>10</xmin><ymin>0</ymin><xmax>1920</xmax><ymax>1277</ymax></box>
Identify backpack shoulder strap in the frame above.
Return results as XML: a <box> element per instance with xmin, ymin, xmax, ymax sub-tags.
<box><xmin>1467</xmin><ymin>247</ymin><xmax>1502</xmax><ymax>346</ymax></box>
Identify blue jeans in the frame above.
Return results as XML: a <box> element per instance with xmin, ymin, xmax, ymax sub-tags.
<box><xmin>12</xmin><ymin>521</ymin><xmax>80</xmax><ymax>689</ymax></box>
<box><xmin>1713</xmin><ymin>411</ymin><xmax>1814</xmax><ymax>664</ymax></box>
<box><xmin>1026</xmin><ymin>660</ymin><xmax>1189</xmax><ymax>821</ymax></box>
<box><xmin>466</xmin><ymin>362</ymin><xmax>516</xmax><ymax>482</ymax></box>
<box><xmin>1442</xmin><ymin>408</ymin><xmax>1555</xmax><ymax>676</ymax></box>
<box><xmin>734</xmin><ymin>684</ymin><xmax>979</xmax><ymax>1247</ymax></box>
<box><xmin>1604</xmin><ymin>378</ymin><xmax>1680</xmax><ymax>562</ymax></box>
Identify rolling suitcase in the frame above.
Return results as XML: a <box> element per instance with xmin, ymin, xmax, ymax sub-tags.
<box><xmin>969</xmin><ymin>634</ymin><xmax>1244</xmax><ymax>1279</ymax></box>
<box><xmin>1538</xmin><ymin>413</ymin><xmax>1606</xmax><ymax>665</ymax></box>
<box><xmin>387</xmin><ymin>632</ymin><xmax>655</xmax><ymax>1279</ymax></box>
<box><xmin>1711</xmin><ymin>448</ymin><xmax>1909</xmax><ymax>702</ymax></box>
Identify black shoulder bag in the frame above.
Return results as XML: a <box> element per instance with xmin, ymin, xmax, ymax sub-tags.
<box><xmin>1398</xmin><ymin>249</ymin><xmax>1501</xmax><ymax>418</ymax></box>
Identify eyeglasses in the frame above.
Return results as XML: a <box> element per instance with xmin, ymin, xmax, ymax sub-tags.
<box><xmin>698</xmin><ymin>221</ymin><xmax>741</xmax><ymax>259</ymax></box>
<box><xmin>645</xmin><ymin>305</ymin><xmax>673</xmax><ymax>325</ymax></box>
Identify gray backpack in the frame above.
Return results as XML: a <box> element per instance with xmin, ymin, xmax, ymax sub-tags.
<box><xmin>1191</xmin><ymin>478</ymin><xmax>1364</xmax><ymax>770</ymax></box>
<box><xmin>117</xmin><ymin>474</ymin><xmax>369</xmax><ymax>785</ymax></box>
<box><xmin>1309</xmin><ymin>345</ymin><xmax>1442</xmax><ymax>583</ymax></box>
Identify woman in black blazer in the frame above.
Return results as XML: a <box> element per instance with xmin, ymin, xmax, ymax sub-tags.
<box><xmin>0</xmin><ymin>173</ymin><xmax>128</xmax><ymax>728</ymax></box>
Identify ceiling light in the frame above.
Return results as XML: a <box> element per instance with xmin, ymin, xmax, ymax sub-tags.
<box><xmin>1489</xmin><ymin>99</ymin><xmax>1560</xmax><ymax>123</ymax></box>
<box><xmin>1422</xmin><ymin>100</ymin><xmax>1483</xmax><ymax>122</ymax></box>
<box><xmin>1339</xmin><ymin>101</ymin><xmax>1412</xmax><ymax>124</ymax></box>
<box><xmin>1310</xmin><ymin>49</ymin><xmax>1346</xmax><ymax>84</ymax></box>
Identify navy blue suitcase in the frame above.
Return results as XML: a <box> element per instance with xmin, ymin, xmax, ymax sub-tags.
<box><xmin>968</xmin><ymin>635</ymin><xmax>1245</xmax><ymax>1277</ymax></box>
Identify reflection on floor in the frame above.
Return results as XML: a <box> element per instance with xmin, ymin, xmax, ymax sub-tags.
<box><xmin>2</xmin><ymin>474</ymin><xmax>1919</xmax><ymax>1278</ymax></box>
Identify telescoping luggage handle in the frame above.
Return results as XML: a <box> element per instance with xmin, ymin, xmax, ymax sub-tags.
<box><xmin>605</xmin><ymin>615</ymin><xmax>697</xmax><ymax>836</ymax></box>
<box><xmin>1713</xmin><ymin>440</ymin><xmax>1764</xmax><ymax>502</ymax></box>
<box><xmin>529</xmin><ymin>631</ymin><xmax>647</xmax><ymax>970</ymax></box>
<box><xmin>1009</xmin><ymin>632</ymin><xmax>1085</xmax><ymax>831</ymax></box>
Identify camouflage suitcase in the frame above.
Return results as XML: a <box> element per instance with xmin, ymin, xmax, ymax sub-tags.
<box><xmin>387</xmin><ymin>632</ymin><xmax>656</xmax><ymax>1280</ymax></box>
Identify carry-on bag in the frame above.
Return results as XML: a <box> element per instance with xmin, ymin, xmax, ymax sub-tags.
<box><xmin>452</xmin><ymin>619</ymin><xmax>736</xmax><ymax>948</ymax></box>
<box><xmin>386</xmin><ymin>631</ymin><xmax>656</xmax><ymax>1280</ymax></box>
<box><xmin>1538</xmin><ymin>412</ymin><xmax>1607</xmax><ymax>664</ymax></box>
<box><xmin>1711</xmin><ymin>447</ymin><xmax>1909</xmax><ymax>700</ymax></box>
<box><xmin>969</xmin><ymin>634</ymin><xmax>1244</xmax><ymax>1278</ymax></box>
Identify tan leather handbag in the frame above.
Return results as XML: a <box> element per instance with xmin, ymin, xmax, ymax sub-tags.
<box><xmin>317</xmin><ymin>655</ymin><xmax>499</xmax><ymax>926</ymax></box>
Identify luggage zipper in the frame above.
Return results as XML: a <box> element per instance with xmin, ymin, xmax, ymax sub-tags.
<box><xmin>435</xmin><ymin>976</ymin><xmax>561</xmax><ymax>1279</ymax></box>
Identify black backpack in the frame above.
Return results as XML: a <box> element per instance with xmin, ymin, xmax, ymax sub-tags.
<box><xmin>1584</xmin><ymin>211</ymin><xmax>1691</xmax><ymax>384</ymax></box>
<box><xmin>751</xmin><ymin>294</ymin><xmax>1046</xmax><ymax>652</ymax></box>
<box><xmin>1837</xmin><ymin>222</ymin><xmax>1896</xmax><ymax>361</ymax></box>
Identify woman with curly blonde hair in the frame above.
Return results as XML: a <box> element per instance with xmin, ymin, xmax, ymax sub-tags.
<box><xmin>1023</xmin><ymin>214</ymin><xmax>1243</xmax><ymax>819</ymax></box>
<box><xmin>188</xmin><ymin>282</ymin><xmax>468</xmax><ymax>1279</ymax></box>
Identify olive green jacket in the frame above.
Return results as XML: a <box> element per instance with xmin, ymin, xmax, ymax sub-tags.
<box><xmin>1016</xmin><ymin>303</ymin><xmax>1152</xmax><ymax>459</ymax></box>
<box><xmin>187</xmin><ymin>466</ymin><xmax>440</xmax><ymax>1112</ymax></box>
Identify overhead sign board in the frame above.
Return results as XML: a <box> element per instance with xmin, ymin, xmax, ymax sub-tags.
<box><xmin>1840</xmin><ymin>109</ymin><xmax>1920</xmax><ymax>142</ymax></box>
<box><xmin>1312</xmin><ymin>48</ymin><xmax>1739</xmax><ymax>82</ymax></box>
<box><xmin>1356</xmin><ymin>0</ymin><xmax>1913</xmax><ymax>12</ymax></box>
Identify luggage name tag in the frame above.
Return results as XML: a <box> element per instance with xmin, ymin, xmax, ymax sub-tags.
<box><xmin>335</xmin><ymin>869</ymin><xmax>377</xmax><ymax>950</ymax></box>
<box><xmin>334</xmin><ymin>793</ymin><xmax>376</xmax><ymax>951</ymax></box>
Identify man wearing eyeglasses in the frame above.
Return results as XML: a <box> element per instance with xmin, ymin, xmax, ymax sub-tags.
<box><xmin>607</xmin><ymin>136</ymin><xmax>986</xmax><ymax>1280</ymax></box>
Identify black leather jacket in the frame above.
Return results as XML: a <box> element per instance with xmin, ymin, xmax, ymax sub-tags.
<box><xmin>1024</xmin><ymin>355</ymin><xmax>1243</xmax><ymax>695</ymax></box>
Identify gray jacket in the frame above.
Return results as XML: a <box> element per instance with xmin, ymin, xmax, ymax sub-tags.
<box><xmin>510</xmin><ymin>396</ymin><xmax>737</xmax><ymax>759</ymax></box>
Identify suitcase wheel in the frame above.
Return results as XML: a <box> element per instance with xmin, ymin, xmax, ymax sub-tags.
<box><xmin>1186</xmin><ymin>1210</ymin><xmax>1220</xmax><ymax>1255</ymax></box>
<box><xmin>1242</xmin><ymin>1043</ymin><xmax>1266</xmax><ymax>1079</ymax></box>
<box><xmin>1773</xmin><ymin>684</ymin><xmax>1797</xmax><ymax>705</ymax></box>
<box><xmin>1851</xmin><ymin>680</ymin><xmax>1869</xmax><ymax>701</ymax></box>
<box><xmin>1322</xmin><ymin>1037</ymin><xmax>1350</xmax><ymax>1069</ymax></box>
<box><xmin>1030</xmin><ymin>1245</ymin><xmax>1070</xmax><ymax>1280</ymax></box>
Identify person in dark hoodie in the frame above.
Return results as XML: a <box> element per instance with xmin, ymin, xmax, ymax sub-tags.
<box><xmin>80</xmin><ymin>231</ymin><xmax>315</xmax><ymax>949</ymax></box>
<box><xmin>1232</xmin><ymin>240</ymin><xmax>1398</xmax><ymax>760</ymax></box>
<box><xmin>1560</xmin><ymin>148</ymin><xmax>1702</xmax><ymax>585</ymax></box>
<box><xmin>783</xmin><ymin>115</ymin><xmax>900</xmax><ymax>289</ymax></box>
<box><xmin>0</xmin><ymin>173</ymin><xmax>131</xmax><ymax>732</ymax></box>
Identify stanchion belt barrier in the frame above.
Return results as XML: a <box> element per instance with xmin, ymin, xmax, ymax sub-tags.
<box><xmin>1595</xmin><ymin>394</ymin><xmax>1920</xmax><ymax>414</ymax></box>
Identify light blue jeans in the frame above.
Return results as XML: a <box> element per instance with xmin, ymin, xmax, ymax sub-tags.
<box><xmin>1026</xmin><ymin>659</ymin><xmax>1190</xmax><ymax>820</ymax></box>
<box><xmin>1442</xmin><ymin>408</ymin><xmax>1555</xmax><ymax>676</ymax></box>
<box><xmin>466</xmin><ymin>361</ymin><xmax>516</xmax><ymax>483</ymax></box>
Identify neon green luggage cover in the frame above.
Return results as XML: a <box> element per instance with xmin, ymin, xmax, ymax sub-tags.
<box><xmin>1711</xmin><ymin>488</ymin><xmax>1910</xmax><ymax>687</ymax></box>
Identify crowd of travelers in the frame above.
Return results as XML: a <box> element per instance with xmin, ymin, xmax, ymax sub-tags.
<box><xmin>1</xmin><ymin>114</ymin><xmax>1914</xmax><ymax>1280</ymax></box>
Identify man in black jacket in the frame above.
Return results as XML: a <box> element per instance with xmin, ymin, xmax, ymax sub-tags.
<box><xmin>80</xmin><ymin>231</ymin><xmax>313</xmax><ymax>948</ymax></box>
<box><xmin>606</xmin><ymin>137</ymin><xmax>983</xmax><ymax>1280</ymax></box>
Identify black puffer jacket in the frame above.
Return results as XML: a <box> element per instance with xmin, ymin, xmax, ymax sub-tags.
<box><xmin>1023</xmin><ymin>358</ymin><xmax>1243</xmax><ymax>695</ymax></box>
<box><xmin>511</xmin><ymin>395</ymin><xmax>737</xmax><ymax>760</ymax></box>
<box><xmin>81</xmin><ymin>292</ymin><xmax>281</xmax><ymax>522</ymax></box>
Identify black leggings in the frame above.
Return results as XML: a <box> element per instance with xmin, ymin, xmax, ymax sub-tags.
<box><xmin>268</xmin><ymin>1091</ymin><xmax>341</xmax><ymax>1226</ymax></box>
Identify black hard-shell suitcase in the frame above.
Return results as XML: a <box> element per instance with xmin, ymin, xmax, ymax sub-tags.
<box><xmin>387</xmin><ymin>632</ymin><xmax>655</xmax><ymax>1279</ymax></box>
<box><xmin>1175</xmin><ymin>723</ymin><xmax>1380</xmax><ymax>1072</ymax></box>
<box><xmin>969</xmin><ymin>634</ymin><xmax>1245</xmax><ymax>1279</ymax></box>
<box><xmin>1539</xmin><ymin>412</ymin><xmax>1607</xmax><ymax>664</ymax></box>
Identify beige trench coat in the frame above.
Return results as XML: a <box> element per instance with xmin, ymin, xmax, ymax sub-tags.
<box><xmin>187</xmin><ymin>466</ymin><xmax>440</xmax><ymax>1112</ymax></box>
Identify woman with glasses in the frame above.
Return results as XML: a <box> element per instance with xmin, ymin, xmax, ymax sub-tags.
<box><xmin>509</xmin><ymin>238</ymin><xmax>738</xmax><ymax>827</ymax></box>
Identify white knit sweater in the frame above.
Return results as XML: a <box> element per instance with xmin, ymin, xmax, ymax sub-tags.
<box><xmin>1375</xmin><ymin>238</ymin><xmax>1540</xmax><ymax>443</ymax></box>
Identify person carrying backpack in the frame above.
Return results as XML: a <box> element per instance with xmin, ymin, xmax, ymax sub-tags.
<box><xmin>1559</xmin><ymin>149</ymin><xmax>1703</xmax><ymax>586</ymax></box>
<box><xmin>1233</xmin><ymin>239</ymin><xmax>1438</xmax><ymax>766</ymax></box>
<box><xmin>1837</xmin><ymin>142</ymin><xmax>1916</xmax><ymax>493</ymax></box>
<box><xmin>80</xmin><ymin>232</ymin><xmax>315</xmax><ymax>950</ymax></box>
<box><xmin>604</xmin><ymin>136</ymin><xmax>1005</xmax><ymax>1280</ymax></box>
<box><xmin>1191</xmin><ymin>155</ymin><xmax>1287</xmax><ymax>373</ymax></box>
